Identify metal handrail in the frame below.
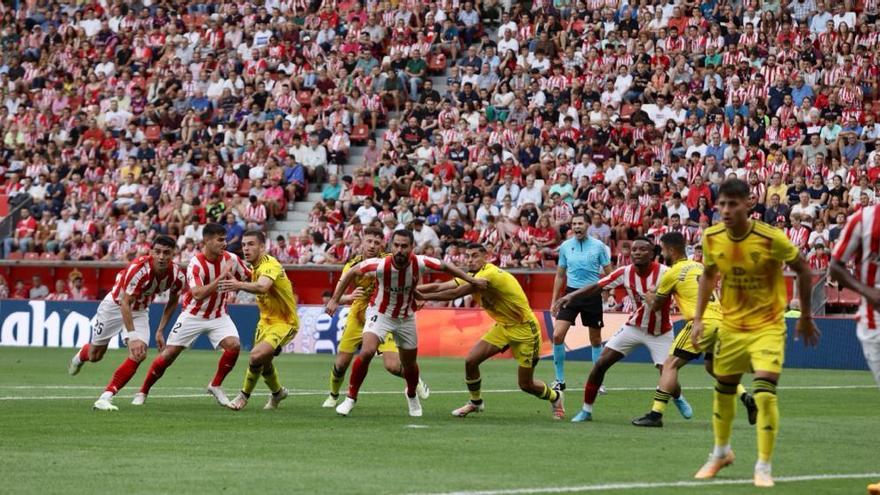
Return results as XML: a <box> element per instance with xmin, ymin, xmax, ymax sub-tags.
<box><xmin>0</xmin><ymin>196</ymin><xmax>33</xmax><ymax>241</ymax></box>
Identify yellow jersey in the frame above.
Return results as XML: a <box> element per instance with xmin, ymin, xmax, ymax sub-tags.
<box><xmin>342</xmin><ymin>253</ymin><xmax>387</xmax><ymax>317</ymax></box>
<box><xmin>702</xmin><ymin>220</ymin><xmax>799</xmax><ymax>332</ymax></box>
<box><xmin>252</xmin><ymin>254</ymin><xmax>299</xmax><ymax>327</ymax></box>
<box><xmin>655</xmin><ymin>258</ymin><xmax>723</xmax><ymax>322</ymax></box>
<box><xmin>457</xmin><ymin>263</ymin><xmax>535</xmax><ymax>326</ymax></box>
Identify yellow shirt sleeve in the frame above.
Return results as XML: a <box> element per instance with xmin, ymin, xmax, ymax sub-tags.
<box><xmin>770</xmin><ymin>228</ymin><xmax>800</xmax><ymax>264</ymax></box>
<box><xmin>256</xmin><ymin>258</ymin><xmax>282</xmax><ymax>281</ymax></box>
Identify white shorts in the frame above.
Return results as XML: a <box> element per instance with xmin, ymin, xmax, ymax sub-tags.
<box><xmin>166</xmin><ymin>313</ymin><xmax>238</xmax><ymax>349</ymax></box>
<box><xmin>857</xmin><ymin>324</ymin><xmax>880</xmax><ymax>388</ymax></box>
<box><xmin>363</xmin><ymin>307</ymin><xmax>418</xmax><ymax>350</ymax></box>
<box><xmin>91</xmin><ymin>297</ymin><xmax>150</xmax><ymax>347</ymax></box>
<box><xmin>606</xmin><ymin>325</ymin><xmax>674</xmax><ymax>366</ymax></box>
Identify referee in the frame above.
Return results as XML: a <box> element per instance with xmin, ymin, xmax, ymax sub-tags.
<box><xmin>550</xmin><ymin>214</ymin><xmax>612</xmax><ymax>391</ymax></box>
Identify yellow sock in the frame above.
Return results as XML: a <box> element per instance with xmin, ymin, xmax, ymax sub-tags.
<box><xmin>243</xmin><ymin>364</ymin><xmax>261</xmax><ymax>395</ymax></box>
<box><xmin>538</xmin><ymin>384</ymin><xmax>559</xmax><ymax>402</ymax></box>
<box><xmin>753</xmin><ymin>379</ymin><xmax>779</xmax><ymax>463</ymax></box>
<box><xmin>736</xmin><ymin>383</ymin><xmax>747</xmax><ymax>397</ymax></box>
<box><xmin>465</xmin><ymin>377</ymin><xmax>482</xmax><ymax>402</ymax></box>
<box><xmin>262</xmin><ymin>362</ymin><xmax>282</xmax><ymax>394</ymax></box>
<box><xmin>713</xmin><ymin>381</ymin><xmax>738</xmax><ymax>447</ymax></box>
<box><xmin>652</xmin><ymin>389</ymin><xmax>671</xmax><ymax>415</ymax></box>
<box><xmin>330</xmin><ymin>365</ymin><xmax>345</xmax><ymax>397</ymax></box>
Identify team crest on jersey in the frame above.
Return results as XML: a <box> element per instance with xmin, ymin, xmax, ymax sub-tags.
<box><xmin>750</xmin><ymin>252</ymin><xmax>761</xmax><ymax>265</ymax></box>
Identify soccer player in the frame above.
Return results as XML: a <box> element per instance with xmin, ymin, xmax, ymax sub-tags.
<box><xmin>220</xmin><ymin>230</ymin><xmax>298</xmax><ymax>410</ymax></box>
<box><xmin>68</xmin><ymin>235</ymin><xmax>185</xmax><ymax>411</ymax></box>
<box><xmin>550</xmin><ymin>214</ymin><xmax>612</xmax><ymax>391</ymax></box>
<box><xmin>691</xmin><ymin>178</ymin><xmax>818</xmax><ymax>488</ymax></box>
<box><xmin>829</xmin><ymin>203</ymin><xmax>880</xmax><ymax>388</ymax></box>
<box><xmin>321</xmin><ymin>227</ymin><xmax>428</xmax><ymax>409</ymax></box>
<box><xmin>632</xmin><ymin>232</ymin><xmax>757</xmax><ymax>427</ymax></box>
<box><xmin>134</xmin><ymin>223</ymin><xmax>252</xmax><ymax>406</ymax></box>
<box><xmin>416</xmin><ymin>243</ymin><xmax>565</xmax><ymax>419</ymax></box>
<box><xmin>325</xmin><ymin>229</ymin><xmax>485</xmax><ymax>417</ymax></box>
<box><xmin>552</xmin><ymin>237</ymin><xmax>673</xmax><ymax>423</ymax></box>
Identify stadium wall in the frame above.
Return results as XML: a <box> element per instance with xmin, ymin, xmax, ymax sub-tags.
<box><xmin>0</xmin><ymin>300</ymin><xmax>868</xmax><ymax>371</ymax></box>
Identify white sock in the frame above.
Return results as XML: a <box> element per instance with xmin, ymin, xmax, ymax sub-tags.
<box><xmin>755</xmin><ymin>460</ymin><xmax>772</xmax><ymax>472</ymax></box>
<box><xmin>713</xmin><ymin>444</ymin><xmax>731</xmax><ymax>458</ymax></box>
<box><xmin>72</xmin><ymin>354</ymin><xmax>82</xmax><ymax>366</ymax></box>
<box><xmin>99</xmin><ymin>391</ymin><xmax>113</xmax><ymax>401</ymax></box>
<box><xmin>581</xmin><ymin>403</ymin><xmax>593</xmax><ymax>413</ymax></box>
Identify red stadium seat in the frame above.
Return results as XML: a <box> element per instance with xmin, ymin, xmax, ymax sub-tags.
<box><xmin>5</xmin><ymin>251</ymin><xmax>22</xmax><ymax>260</ymax></box>
<box><xmin>24</xmin><ymin>252</ymin><xmax>40</xmax><ymax>260</ymax></box>
<box><xmin>41</xmin><ymin>252</ymin><xmax>57</xmax><ymax>260</ymax></box>
<box><xmin>0</xmin><ymin>194</ymin><xmax>7</xmax><ymax>217</ymax></box>
<box><xmin>350</xmin><ymin>124</ymin><xmax>370</xmax><ymax>145</ymax></box>
<box><xmin>238</xmin><ymin>178</ymin><xmax>251</xmax><ymax>197</ymax></box>
<box><xmin>145</xmin><ymin>125</ymin><xmax>162</xmax><ymax>142</ymax></box>
<box><xmin>619</xmin><ymin>104</ymin><xmax>635</xmax><ymax>122</ymax></box>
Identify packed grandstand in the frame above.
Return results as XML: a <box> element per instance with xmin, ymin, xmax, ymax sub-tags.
<box><xmin>0</xmin><ymin>0</ymin><xmax>878</xmax><ymax>301</ymax></box>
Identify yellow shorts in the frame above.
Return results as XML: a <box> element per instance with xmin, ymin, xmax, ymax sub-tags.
<box><xmin>255</xmin><ymin>320</ymin><xmax>298</xmax><ymax>352</ymax></box>
<box><xmin>337</xmin><ymin>309</ymin><xmax>397</xmax><ymax>354</ymax></box>
<box><xmin>671</xmin><ymin>319</ymin><xmax>721</xmax><ymax>360</ymax></box>
<box><xmin>482</xmin><ymin>319</ymin><xmax>542</xmax><ymax>368</ymax></box>
<box><xmin>713</xmin><ymin>325</ymin><xmax>786</xmax><ymax>376</ymax></box>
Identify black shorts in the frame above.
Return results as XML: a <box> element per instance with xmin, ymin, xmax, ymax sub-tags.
<box><xmin>557</xmin><ymin>287</ymin><xmax>604</xmax><ymax>328</ymax></box>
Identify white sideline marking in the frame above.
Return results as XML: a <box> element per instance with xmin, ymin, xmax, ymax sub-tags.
<box><xmin>408</xmin><ymin>473</ymin><xmax>880</xmax><ymax>495</ymax></box>
<box><xmin>404</xmin><ymin>424</ymin><xmax>429</xmax><ymax>429</ymax></box>
<box><xmin>0</xmin><ymin>384</ymin><xmax>876</xmax><ymax>400</ymax></box>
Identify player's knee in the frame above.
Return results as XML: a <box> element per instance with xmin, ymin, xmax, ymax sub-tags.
<box><xmin>552</xmin><ymin>332</ymin><xmax>566</xmax><ymax>345</ymax></box>
<box><xmin>224</xmin><ymin>341</ymin><xmax>241</xmax><ymax>354</ymax></box>
<box><xmin>89</xmin><ymin>347</ymin><xmax>105</xmax><ymax>362</ymax></box>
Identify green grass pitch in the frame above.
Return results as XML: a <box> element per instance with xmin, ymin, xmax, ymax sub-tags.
<box><xmin>1</xmin><ymin>347</ymin><xmax>878</xmax><ymax>495</ymax></box>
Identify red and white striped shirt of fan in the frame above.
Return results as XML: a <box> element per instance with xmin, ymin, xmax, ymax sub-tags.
<box><xmin>832</xmin><ymin>204</ymin><xmax>880</xmax><ymax>330</ymax></box>
<box><xmin>355</xmin><ymin>255</ymin><xmax>443</xmax><ymax>319</ymax></box>
<box><xmin>181</xmin><ymin>252</ymin><xmax>251</xmax><ymax>319</ymax></box>
<box><xmin>109</xmin><ymin>255</ymin><xmax>187</xmax><ymax>311</ymax></box>
<box><xmin>597</xmin><ymin>262</ymin><xmax>671</xmax><ymax>336</ymax></box>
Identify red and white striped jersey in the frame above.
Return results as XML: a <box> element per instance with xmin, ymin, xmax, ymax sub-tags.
<box><xmin>181</xmin><ymin>251</ymin><xmax>251</xmax><ymax>319</ymax></box>
<box><xmin>108</xmin><ymin>255</ymin><xmax>186</xmax><ymax>311</ymax></box>
<box><xmin>598</xmin><ymin>262</ymin><xmax>672</xmax><ymax>335</ymax></box>
<box><xmin>358</xmin><ymin>255</ymin><xmax>443</xmax><ymax>319</ymax></box>
<box><xmin>831</xmin><ymin>204</ymin><xmax>880</xmax><ymax>330</ymax></box>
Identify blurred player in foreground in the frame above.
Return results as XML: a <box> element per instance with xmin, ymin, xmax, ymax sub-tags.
<box><xmin>632</xmin><ymin>232</ymin><xmax>757</xmax><ymax>427</ymax></box>
<box><xmin>417</xmin><ymin>243</ymin><xmax>565</xmax><ymax>419</ymax></box>
<box><xmin>222</xmin><ymin>230</ymin><xmax>299</xmax><ymax>411</ymax></box>
<box><xmin>692</xmin><ymin>179</ymin><xmax>818</xmax><ymax>488</ymax></box>
<box><xmin>326</xmin><ymin>230</ymin><xmax>484</xmax><ymax>417</ymax></box>
<box><xmin>69</xmin><ymin>235</ymin><xmax>184</xmax><ymax>411</ymax></box>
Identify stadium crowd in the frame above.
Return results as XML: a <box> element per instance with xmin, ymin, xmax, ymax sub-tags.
<box><xmin>1</xmin><ymin>0</ymin><xmax>880</xmax><ymax>295</ymax></box>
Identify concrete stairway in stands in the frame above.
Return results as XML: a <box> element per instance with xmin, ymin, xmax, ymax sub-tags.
<box><xmin>268</xmin><ymin>70</ymin><xmax>453</xmax><ymax>241</ymax></box>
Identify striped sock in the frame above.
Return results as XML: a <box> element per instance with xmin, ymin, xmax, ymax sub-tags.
<box><xmin>465</xmin><ymin>377</ymin><xmax>482</xmax><ymax>403</ymax></box>
<box><xmin>651</xmin><ymin>388</ymin><xmax>671</xmax><ymax>415</ymax></box>
<box><xmin>329</xmin><ymin>365</ymin><xmax>346</xmax><ymax>397</ymax></box>
<box><xmin>754</xmin><ymin>378</ymin><xmax>779</xmax><ymax>463</ymax></box>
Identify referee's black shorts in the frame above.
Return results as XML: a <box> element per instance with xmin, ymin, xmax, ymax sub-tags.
<box><xmin>556</xmin><ymin>287</ymin><xmax>604</xmax><ymax>328</ymax></box>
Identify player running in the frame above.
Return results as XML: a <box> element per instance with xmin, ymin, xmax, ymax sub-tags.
<box><xmin>830</xmin><ymin>203</ymin><xmax>880</xmax><ymax>389</ymax></box>
<box><xmin>322</xmin><ymin>227</ymin><xmax>428</xmax><ymax>409</ymax></box>
<box><xmin>68</xmin><ymin>235</ymin><xmax>185</xmax><ymax>411</ymax></box>
<box><xmin>553</xmin><ymin>237</ymin><xmax>674</xmax><ymax>423</ymax></box>
<box><xmin>325</xmin><ymin>229</ymin><xmax>485</xmax><ymax>417</ymax></box>
<box><xmin>134</xmin><ymin>223</ymin><xmax>252</xmax><ymax>407</ymax></box>
<box><xmin>416</xmin><ymin>243</ymin><xmax>565</xmax><ymax>419</ymax></box>
<box><xmin>221</xmin><ymin>231</ymin><xmax>298</xmax><ymax>411</ymax></box>
<box><xmin>550</xmin><ymin>214</ymin><xmax>613</xmax><ymax>392</ymax></box>
<box><xmin>691</xmin><ymin>178</ymin><xmax>818</xmax><ymax>488</ymax></box>
<box><xmin>632</xmin><ymin>232</ymin><xmax>757</xmax><ymax>427</ymax></box>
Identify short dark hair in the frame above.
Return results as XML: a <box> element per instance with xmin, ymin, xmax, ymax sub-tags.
<box><xmin>203</xmin><ymin>223</ymin><xmax>227</xmax><ymax>238</ymax></box>
<box><xmin>632</xmin><ymin>236</ymin><xmax>654</xmax><ymax>245</ymax></box>
<box><xmin>659</xmin><ymin>232</ymin><xmax>686</xmax><ymax>253</ymax></box>
<box><xmin>152</xmin><ymin>235</ymin><xmax>176</xmax><ymax>249</ymax></box>
<box><xmin>364</xmin><ymin>227</ymin><xmax>384</xmax><ymax>238</ymax></box>
<box><xmin>718</xmin><ymin>178</ymin><xmax>750</xmax><ymax>199</ymax></box>
<box><xmin>466</xmin><ymin>242</ymin><xmax>487</xmax><ymax>252</ymax></box>
<box><xmin>243</xmin><ymin>230</ymin><xmax>266</xmax><ymax>244</ymax></box>
<box><xmin>392</xmin><ymin>229</ymin><xmax>414</xmax><ymax>244</ymax></box>
<box><xmin>571</xmin><ymin>213</ymin><xmax>589</xmax><ymax>223</ymax></box>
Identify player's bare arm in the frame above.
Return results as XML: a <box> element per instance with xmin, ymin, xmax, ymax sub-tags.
<box><xmin>440</xmin><ymin>261</ymin><xmax>487</xmax><ymax>289</ymax></box>
<box><xmin>420</xmin><ymin>283</ymin><xmax>475</xmax><ymax>302</ymax></box>
<box><xmin>691</xmin><ymin>263</ymin><xmax>719</xmax><ymax>349</ymax></box>
<box><xmin>830</xmin><ymin>259</ymin><xmax>880</xmax><ymax>307</ymax></box>
<box><xmin>118</xmin><ymin>291</ymin><xmax>146</xmax><ymax>361</ymax></box>
<box><xmin>326</xmin><ymin>264</ymin><xmax>372</xmax><ymax>314</ymax></box>
<box><xmin>190</xmin><ymin>264</ymin><xmax>232</xmax><ymax>301</ymax></box>
<box><xmin>787</xmin><ymin>254</ymin><xmax>821</xmax><ymax>347</ymax></box>
<box><xmin>339</xmin><ymin>287</ymin><xmax>366</xmax><ymax>305</ymax></box>
<box><xmin>645</xmin><ymin>291</ymin><xmax>669</xmax><ymax>313</ymax></box>
<box><xmin>550</xmin><ymin>265</ymin><xmax>566</xmax><ymax>310</ymax></box>
<box><xmin>220</xmin><ymin>275</ymin><xmax>273</xmax><ymax>294</ymax></box>
<box><xmin>153</xmin><ymin>291</ymin><xmax>180</xmax><ymax>352</ymax></box>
